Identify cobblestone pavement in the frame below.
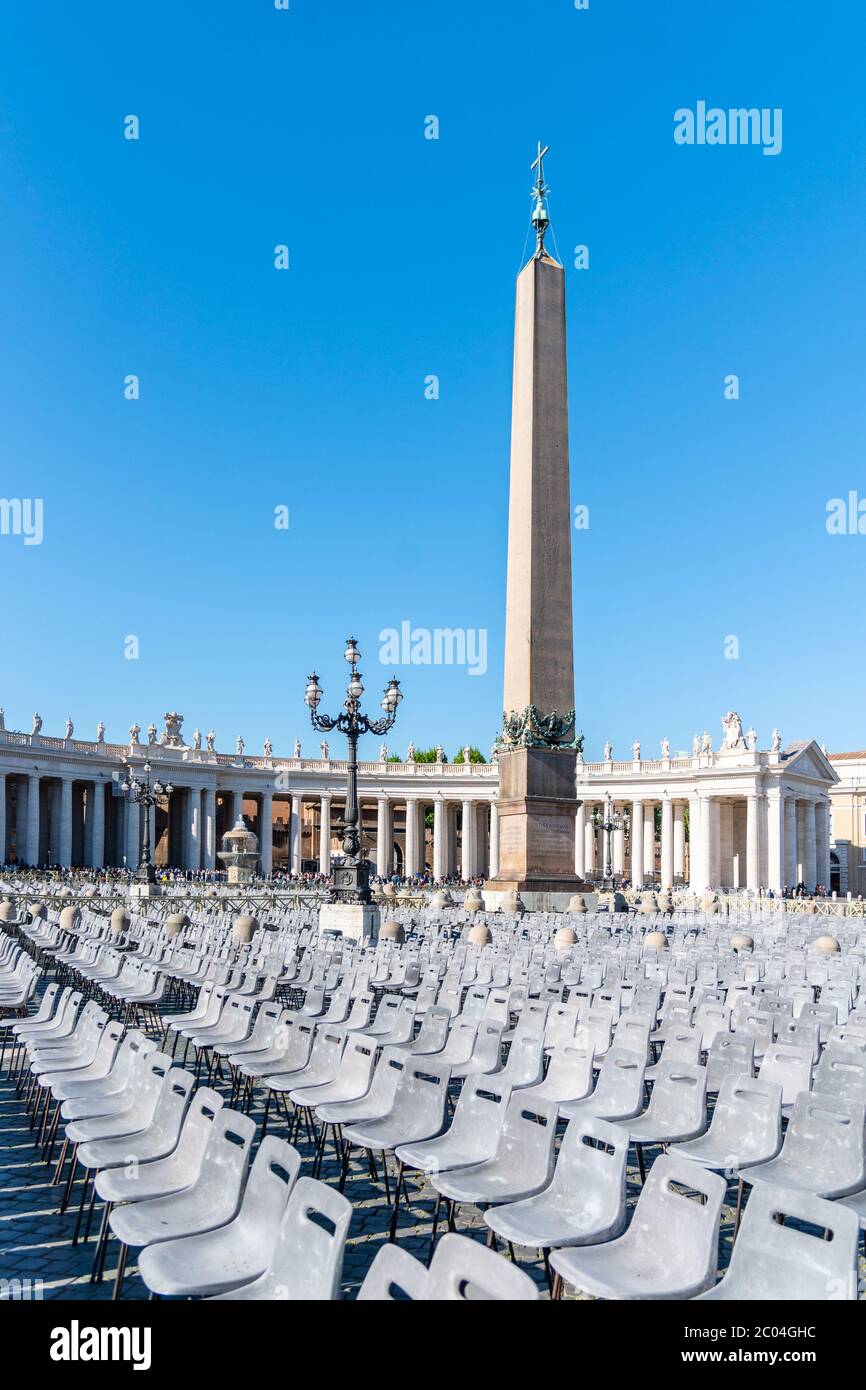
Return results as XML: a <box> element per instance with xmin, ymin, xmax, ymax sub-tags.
<box><xmin>2</xmin><ymin>986</ymin><xmax>856</xmax><ymax>1303</ymax></box>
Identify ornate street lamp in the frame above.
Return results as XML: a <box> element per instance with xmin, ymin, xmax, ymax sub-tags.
<box><xmin>121</xmin><ymin>760</ymin><xmax>173</xmax><ymax>884</ymax></box>
<box><xmin>592</xmin><ymin>792</ymin><xmax>626</xmax><ymax>889</ymax></box>
<box><xmin>305</xmin><ymin>637</ymin><xmax>402</xmax><ymax>903</ymax></box>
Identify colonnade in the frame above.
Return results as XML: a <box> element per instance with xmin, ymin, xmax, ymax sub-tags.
<box><xmin>0</xmin><ymin>771</ymin><xmax>496</xmax><ymax>880</ymax></box>
<box><xmin>578</xmin><ymin>791</ymin><xmax>832</xmax><ymax>893</ymax></box>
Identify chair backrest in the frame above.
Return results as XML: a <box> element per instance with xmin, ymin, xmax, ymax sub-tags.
<box><xmin>542</xmin><ymin>1043</ymin><xmax>595</xmax><ymax>1098</ymax></box>
<box><xmin>705</xmin><ymin>1073</ymin><xmax>782</xmax><ymax>1158</ymax></box>
<box><xmin>412</xmin><ymin>1005</ymin><xmax>450</xmax><ymax>1052</ymax></box>
<box><xmin>359</xmin><ymin>1046</ymin><xmax>408</xmax><ymax>1115</ymax></box>
<box><xmin>238</xmin><ymin>1135</ymin><xmax>301</xmax><ymax>1233</ymax></box>
<box><xmin>722</xmin><ymin>1182</ymin><xmax>859</xmax><ymax>1299</ymax></box>
<box><xmin>814</xmin><ymin>1048</ymin><xmax>866</xmax><ymax>1104</ymax></box>
<box><xmin>174</xmin><ymin>1086</ymin><xmax>226</xmax><ymax>1170</ymax></box>
<box><xmin>593</xmin><ymin>1045</ymin><xmax>646</xmax><ymax>1109</ymax></box>
<box><xmin>758</xmin><ymin>1043</ymin><xmax>812</xmax><ymax>1107</ymax></box>
<box><xmin>655</xmin><ymin>1027</ymin><xmax>701</xmax><ymax>1068</ymax></box>
<box><xmin>357</xmin><ymin>1243</ymin><xmax>429</xmax><ymax>1301</ymax></box>
<box><xmin>469</xmin><ymin>1020</ymin><xmax>505</xmax><ymax>1071</ymax></box>
<box><xmin>706</xmin><ymin>1033</ymin><xmax>754</xmax><ymax>1093</ymax></box>
<box><xmin>196</xmin><ymin>1107</ymin><xmax>256</xmax><ymax>1218</ymax></box>
<box><xmin>390</xmin><ymin>1055</ymin><xmax>451</xmax><ymax>1133</ymax></box>
<box><xmin>545</xmin><ymin>1002</ymin><xmax>579</xmax><ymax>1050</ymax></box>
<box><xmin>551</xmin><ymin>1113</ymin><xmax>629</xmax><ymax>1228</ymax></box>
<box><xmin>501</xmin><ymin>1030</ymin><xmax>544</xmax><ymax>1087</ymax></box>
<box><xmin>492</xmin><ymin>1095</ymin><xmax>557</xmax><ymax>1188</ymax></box>
<box><xmin>425</xmin><ymin>1233</ymin><xmax>539</xmax><ymax>1300</ymax></box>
<box><xmin>781</xmin><ymin>1092</ymin><xmax>866</xmax><ymax>1190</ymax></box>
<box><xmin>626</xmin><ymin>1153</ymin><xmax>726</xmax><ymax>1281</ymax></box>
<box><xmin>262</xmin><ymin>1177</ymin><xmax>352</xmax><ymax>1299</ymax></box>
<box><xmin>645</xmin><ymin>1060</ymin><xmax>707</xmax><ymax>1127</ymax></box>
<box><xmin>145</xmin><ymin>1067</ymin><xmax>197</xmax><ymax>1144</ymax></box>
<box><xmin>447</xmin><ymin>1073</ymin><xmax>512</xmax><ymax>1157</ymax></box>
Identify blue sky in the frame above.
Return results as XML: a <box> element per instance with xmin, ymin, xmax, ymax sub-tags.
<box><xmin>1</xmin><ymin>0</ymin><xmax>864</xmax><ymax>761</ymax></box>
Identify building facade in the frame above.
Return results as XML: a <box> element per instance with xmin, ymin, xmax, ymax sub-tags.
<box><xmin>828</xmin><ymin>751</ymin><xmax>866</xmax><ymax>898</ymax></box>
<box><xmin>0</xmin><ymin>711</ymin><xmax>839</xmax><ymax>893</ymax></box>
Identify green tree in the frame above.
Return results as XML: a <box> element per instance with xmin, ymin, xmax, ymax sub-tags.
<box><xmin>412</xmin><ymin>747</ymin><xmax>446</xmax><ymax>763</ymax></box>
<box><xmin>453</xmin><ymin>746</ymin><xmax>486</xmax><ymax>764</ymax></box>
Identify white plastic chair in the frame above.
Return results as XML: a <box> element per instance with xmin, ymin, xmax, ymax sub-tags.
<box><xmin>559</xmin><ymin>1046</ymin><xmax>646</xmax><ymax>1124</ymax></box>
<box><xmin>108</xmin><ymin>1107</ymin><xmax>256</xmax><ymax>1299</ymax></box>
<box><xmin>550</xmin><ymin>1153</ymin><xmax>726</xmax><ymax>1299</ymax></box>
<box><xmin>672</xmin><ymin>1074</ymin><xmax>782</xmax><ymax>1178</ymax></box>
<box><xmin>207</xmin><ymin>1176</ymin><xmax>352</xmax><ymax>1300</ymax></box>
<box><xmin>138</xmin><ymin>1136</ymin><xmax>301</xmax><ymax>1297</ymax></box>
<box><xmin>485</xmin><ymin>1113</ymin><xmax>628</xmax><ymax>1255</ymax></box>
<box><xmin>697</xmin><ymin>1183</ymin><xmax>859</xmax><ymax>1300</ymax></box>
<box><xmin>743</xmin><ymin>1093</ymin><xmax>866</xmax><ymax>1200</ymax></box>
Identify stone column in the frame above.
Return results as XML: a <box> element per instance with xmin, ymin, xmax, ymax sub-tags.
<box><xmin>59</xmin><ymin>777</ymin><xmax>73</xmax><ymax>868</ymax></box>
<box><xmin>126</xmin><ymin>797</ymin><xmax>141</xmax><ymax>870</ymax></box>
<box><xmin>149</xmin><ymin>803</ymin><xmax>157</xmax><ymax>868</ymax></box>
<box><xmin>574</xmin><ymin>801</ymin><xmax>586</xmax><ymax>878</ymax></box>
<box><xmin>804</xmin><ymin>800</ymin><xmax>818</xmax><ymax>890</ymax></box>
<box><xmin>784</xmin><ymin>796</ymin><xmax>797</xmax><ymax>888</ymax></box>
<box><xmin>260</xmin><ymin>791</ymin><xmax>273</xmax><ymax>878</ymax></box>
<box><xmin>404</xmin><ymin>800</ymin><xmax>419</xmax><ymax>877</ymax></box>
<box><xmin>673</xmin><ymin>802</ymin><xmax>685</xmax><ymax>882</ymax></box>
<box><xmin>699</xmin><ymin>794</ymin><xmax>714</xmax><ymax>891</ymax></box>
<box><xmin>290</xmin><ymin>794</ymin><xmax>302</xmax><ymax>873</ymax></box>
<box><xmin>795</xmin><ymin>801</ymin><xmax>807</xmax><ymax>882</ymax></box>
<box><xmin>185</xmin><ymin>789</ymin><xmax>200</xmax><ymax>871</ymax></box>
<box><xmin>433</xmin><ymin>799</ymin><xmax>445</xmax><ymax>880</ymax></box>
<box><xmin>630</xmin><ymin>800</ymin><xmax>643</xmax><ymax>885</ymax></box>
<box><xmin>0</xmin><ymin>772</ymin><xmax>6</xmax><ymax>864</ymax></box>
<box><xmin>203</xmin><ymin>788</ymin><xmax>216</xmax><ymax>870</ymax></box>
<box><xmin>25</xmin><ymin>774</ymin><xmax>40</xmax><ymax>866</ymax></box>
<box><xmin>660</xmin><ymin>796</ymin><xmax>674</xmax><ymax>888</ymax></box>
<box><xmin>643</xmin><ymin>803</ymin><xmax>655</xmax><ymax>879</ymax></box>
<box><xmin>376</xmin><ymin>797</ymin><xmax>391</xmax><ymax>876</ymax></box>
<box><xmin>91</xmin><ymin>781</ymin><xmax>105</xmax><ymax>869</ymax></box>
<box><xmin>461</xmin><ymin>799</ymin><xmax>476</xmax><ymax>879</ymax></box>
<box><xmin>231</xmin><ymin>790</ymin><xmax>244</xmax><ymax>827</ymax></box>
<box><xmin>49</xmin><ymin>782</ymin><xmax>62</xmax><ymax>862</ymax></box>
<box><xmin>489</xmin><ymin>802</ymin><xmax>500</xmax><ymax>879</ymax></box>
<box><xmin>746</xmin><ymin>793</ymin><xmax>761</xmax><ymax>891</ymax></box>
<box><xmin>816</xmin><ymin>799</ymin><xmax>831</xmax><ymax>889</ymax></box>
<box><xmin>688</xmin><ymin>794</ymin><xmax>702</xmax><ymax>892</ymax></box>
<box><xmin>765</xmin><ymin>789</ymin><xmax>784</xmax><ymax>895</ymax></box>
<box><xmin>319</xmin><ymin>795</ymin><xmax>332</xmax><ymax>875</ymax></box>
<box><xmin>16</xmin><ymin>777</ymin><xmax>28</xmax><ymax>864</ymax></box>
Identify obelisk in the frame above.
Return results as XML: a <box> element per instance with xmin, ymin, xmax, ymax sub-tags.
<box><xmin>485</xmin><ymin>144</ymin><xmax>584</xmax><ymax>911</ymax></box>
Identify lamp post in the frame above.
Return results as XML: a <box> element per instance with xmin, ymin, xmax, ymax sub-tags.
<box><xmin>121</xmin><ymin>760</ymin><xmax>173</xmax><ymax>884</ymax></box>
<box><xmin>305</xmin><ymin>637</ymin><xmax>402</xmax><ymax>903</ymax></box>
<box><xmin>592</xmin><ymin>792</ymin><xmax>625</xmax><ymax>889</ymax></box>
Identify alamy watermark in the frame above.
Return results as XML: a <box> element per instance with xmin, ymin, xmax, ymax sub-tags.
<box><xmin>826</xmin><ymin>491</ymin><xmax>866</xmax><ymax>535</ymax></box>
<box><xmin>0</xmin><ymin>497</ymin><xmax>43</xmax><ymax>545</ymax></box>
<box><xmin>674</xmin><ymin>102</ymin><xmax>782</xmax><ymax>157</ymax></box>
<box><xmin>379</xmin><ymin>622</ymin><xmax>487</xmax><ymax>677</ymax></box>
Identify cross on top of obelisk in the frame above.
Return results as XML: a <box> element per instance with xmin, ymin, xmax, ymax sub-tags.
<box><xmin>530</xmin><ymin>141</ymin><xmax>551</xmax><ymax>257</ymax></box>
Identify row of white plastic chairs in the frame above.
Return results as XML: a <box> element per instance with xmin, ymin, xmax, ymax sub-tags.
<box><xmin>3</xmin><ymin>980</ymin><xmax>539</xmax><ymax>1300</ymax></box>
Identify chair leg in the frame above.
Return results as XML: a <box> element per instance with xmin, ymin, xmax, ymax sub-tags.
<box><xmin>338</xmin><ymin>1140</ymin><xmax>352</xmax><ymax>1192</ymax></box>
<box><xmin>112</xmin><ymin>1242</ymin><xmax>129</xmax><ymax>1300</ymax></box>
<box><xmin>733</xmin><ymin>1177</ymin><xmax>745</xmax><ymax>1237</ymax></box>
<box><xmin>71</xmin><ymin>1168</ymin><xmax>92</xmax><ymax>1246</ymax></box>
<box><xmin>388</xmin><ymin>1161</ymin><xmax>404</xmax><ymax>1243</ymax></box>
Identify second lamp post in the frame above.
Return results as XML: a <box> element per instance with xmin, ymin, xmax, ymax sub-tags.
<box><xmin>305</xmin><ymin>637</ymin><xmax>402</xmax><ymax>903</ymax></box>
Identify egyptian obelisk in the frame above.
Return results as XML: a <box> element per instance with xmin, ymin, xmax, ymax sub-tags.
<box><xmin>485</xmin><ymin>144</ymin><xmax>584</xmax><ymax>910</ymax></box>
